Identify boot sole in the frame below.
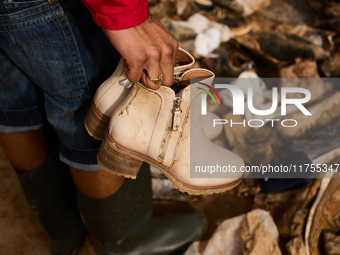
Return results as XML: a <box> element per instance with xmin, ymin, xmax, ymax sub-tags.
<box><xmin>98</xmin><ymin>131</ymin><xmax>242</xmax><ymax>195</ymax></box>
<box><xmin>85</xmin><ymin>102</ymin><xmax>110</xmax><ymax>140</ymax></box>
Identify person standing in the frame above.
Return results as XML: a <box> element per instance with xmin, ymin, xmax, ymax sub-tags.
<box><xmin>0</xmin><ymin>0</ymin><xmax>206</xmax><ymax>254</ymax></box>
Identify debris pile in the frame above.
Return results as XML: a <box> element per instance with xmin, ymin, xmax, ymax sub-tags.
<box><xmin>149</xmin><ymin>0</ymin><xmax>340</xmax><ymax>78</ymax></box>
<box><xmin>149</xmin><ymin>0</ymin><xmax>340</xmax><ymax>254</ymax></box>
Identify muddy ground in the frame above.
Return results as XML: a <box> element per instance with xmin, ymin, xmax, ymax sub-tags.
<box><xmin>0</xmin><ymin>144</ymin><xmax>253</xmax><ymax>255</ymax></box>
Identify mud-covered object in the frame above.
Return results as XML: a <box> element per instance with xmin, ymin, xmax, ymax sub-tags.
<box><xmin>321</xmin><ymin>53</ymin><xmax>340</xmax><ymax>77</ymax></box>
<box><xmin>200</xmin><ymin>40</ymin><xmax>254</xmax><ymax>77</ymax></box>
<box><xmin>280</xmin><ymin>58</ymin><xmax>320</xmax><ymax>78</ymax></box>
<box><xmin>279</xmin><ymin>59</ymin><xmax>329</xmax><ymax>102</ymax></box>
<box><xmin>324</xmin><ymin>2</ymin><xmax>340</xmax><ymax>33</ymax></box>
<box><xmin>308</xmin><ymin>172</ymin><xmax>340</xmax><ymax>255</ymax></box>
<box><xmin>203</xmin><ymin>6</ymin><xmax>252</xmax><ymax>36</ymax></box>
<box><xmin>286</xmin><ymin>236</ymin><xmax>307</xmax><ymax>255</ymax></box>
<box><xmin>276</xmin><ymin>92</ymin><xmax>340</xmax><ymax>139</ymax></box>
<box><xmin>274</xmin><ymin>24</ymin><xmax>337</xmax><ymax>55</ymax></box>
<box><xmin>212</xmin><ymin>0</ymin><xmax>244</xmax><ymax>14</ymax></box>
<box><xmin>234</xmin><ymin>32</ymin><xmax>286</xmax><ymax>77</ymax></box>
<box><xmin>253</xmin><ymin>179</ymin><xmax>321</xmax><ymax>238</ymax></box>
<box><xmin>323</xmin><ymin>232</ymin><xmax>340</xmax><ymax>255</ymax></box>
<box><xmin>212</xmin><ymin>0</ymin><xmax>270</xmax><ymax>16</ymax></box>
<box><xmin>292</xmin><ymin>118</ymin><xmax>340</xmax><ymax>161</ymax></box>
<box><xmin>235</xmin><ymin>178</ymin><xmax>261</xmax><ymax>197</ymax></box>
<box><xmin>184</xmin><ymin>209</ymin><xmax>280</xmax><ymax>255</ymax></box>
<box><xmin>259</xmin><ymin>31</ymin><xmax>327</xmax><ymax>61</ymax></box>
<box><xmin>161</xmin><ymin>17</ymin><xmax>197</xmax><ymax>41</ymax></box>
<box><xmin>176</xmin><ymin>0</ymin><xmax>204</xmax><ymax>20</ymax></box>
<box><xmin>240</xmin><ymin>209</ymin><xmax>281</xmax><ymax>255</ymax></box>
<box><xmin>306</xmin><ymin>1</ymin><xmax>340</xmax><ymax>33</ymax></box>
<box><xmin>149</xmin><ymin>0</ymin><xmax>177</xmax><ymax>20</ymax></box>
<box><xmin>256</xmin><ymin>0</ymin><xmax>317</xmax><ymax>26</ymax></box>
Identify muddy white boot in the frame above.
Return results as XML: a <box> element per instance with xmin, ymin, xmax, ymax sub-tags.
<box><xmin>175</xmin><ymin>67</ymin><xmax>223</xmax><ymax>141</ymax></box>
<box><xmin>98</xmin><ymin>69</ymin><xmax>244</xmax><ymax>195</ymax></box>
<box><xmin>85</xmin><ymin>48</ymin><xmax>195</xmax><ymax>140</ymax></box>
<box><xmin>202</xmin><ymin>111</ymin><xmax>223</xmax><ymax>140</ymax></box>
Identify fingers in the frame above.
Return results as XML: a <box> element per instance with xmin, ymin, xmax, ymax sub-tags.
<box><xmin>160</xmin><ymin>45</ymin><xmax>175</xmax><ymax>87</ymax></box>
<box><xmin>152</xmin><ymin>18</ymin><xmax>179</xmax><ymax>86</ymax></box>
<box><xmin>106</xmin><ymin>16</ymin><xmax>179</xmax><ymax>90</ymax></box>
<box><xmin>141</xmin><ymin>47</ymin><xmax>163</xmax><ymax>90</ymax></box>
<box><xmin>128</xmin><ymin>44</ymin><xmax>178</xmax><ymax>90</ymax></box>
<box><xmin>172</xmin><ymin>39</ymin><xmax>179</xmax><ymax>70</ymax></box>
<box><xmin>123</xmin><ymin>57</ymin><xmax>144</xmax><ymax>83</ymax></box>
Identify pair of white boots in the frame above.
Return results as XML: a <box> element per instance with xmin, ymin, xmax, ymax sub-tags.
<box><xmin>85</xmin><ymin>48</ymin><xmax>244</xmax><ymax>195</ymax></box>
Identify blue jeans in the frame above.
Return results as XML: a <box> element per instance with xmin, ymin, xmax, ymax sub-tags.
<box><xmin>0</xmin><ymin>0</ymin><xmax>120</xmax><ymax>170</ymax></box>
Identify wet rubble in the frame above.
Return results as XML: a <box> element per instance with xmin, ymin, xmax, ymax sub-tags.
<box><xmin>149</xmin><ymin>0</ymin><xmax>340</xmax><ymax>78</ymax></box>
<box><xmin>149</xmin><ymin>0</ymin><xmax>340</xmax><ymax>254</ymax></box>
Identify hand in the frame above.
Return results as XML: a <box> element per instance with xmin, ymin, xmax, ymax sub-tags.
<box><xmin>103</xmin><ymin>15</ymin><xmax>178</xmax><ymax>90</ymax></box>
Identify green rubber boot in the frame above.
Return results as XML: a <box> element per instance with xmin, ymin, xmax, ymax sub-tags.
<box><xmin>77</xmin><ymin>163</ymin><xmax>206</xmax><ymax>255</ymax></box>
<box><xmin>16</xmin><ymin>145</ymin><xmax>86</xmax><ymax>255</ymax></box>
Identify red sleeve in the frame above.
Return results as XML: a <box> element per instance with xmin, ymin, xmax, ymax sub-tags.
<box><xmin>81</xmin><ymin>0</ymin><xmax>149</xmax><ymax>30</ymax></box>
